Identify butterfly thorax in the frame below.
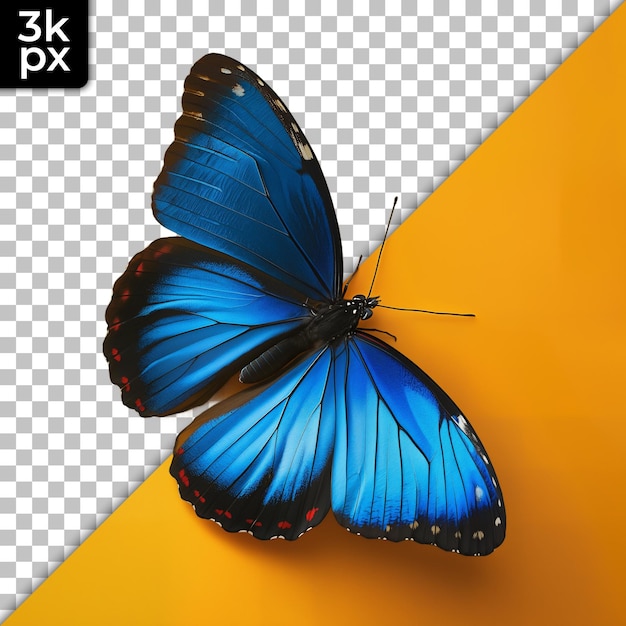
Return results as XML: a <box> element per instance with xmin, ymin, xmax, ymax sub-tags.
<box><xmin>239</xmin><ymin>294</ymin><xmax>379</xmax><ymax>384</ymax></box>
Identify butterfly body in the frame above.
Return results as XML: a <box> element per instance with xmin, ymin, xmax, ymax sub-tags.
<box><xmin>240</xmin><ymin>294</ymin><xmax>379</xmax><ymax>383</ymax></box>
<box><xmin>105</xmin><ymin>53</ymin><xmax>506</xmax><ymax>555</ymax></box>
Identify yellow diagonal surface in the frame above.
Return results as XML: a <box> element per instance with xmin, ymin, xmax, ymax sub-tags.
<box><xmin>8</xmin><ymin>6</ymin><xmax>626</xmax><ymax>625</ymax></box>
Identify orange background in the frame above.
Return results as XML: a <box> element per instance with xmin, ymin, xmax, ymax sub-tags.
<box><xmin>7</xmin><ymin>6</ymin><xmax>626</xmax><ymax>625</ymax></box>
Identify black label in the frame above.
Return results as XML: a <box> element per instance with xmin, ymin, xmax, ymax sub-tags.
<box><xmin>0</xmin><ymin>1</ymin><xmax>88</xmax><ymax>88</ymax></box>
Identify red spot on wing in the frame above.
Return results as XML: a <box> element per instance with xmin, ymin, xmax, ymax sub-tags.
<box><xmin>192</xmin><ymin>490</ymin><xmax>206</xmax><ymax>504</ymax></box>
<box><xmin>120</xmin><ymin>289</ymin><xmax>130</xmax><ymax>302</ymax></box>
<box><xmin>215</xmin><ymin>509</ymin><xmax>224</xmax><ymax>516</ymax></box>
<box><xmin>109</xmin><ymin>317</ymin><xmax>121</xmax><ymax>332</ymax></box>
<box><xmin>110</xmin><ymin>348</ymin><xmax>121</xmax><ymax>362</ymax></box>
<box><xmin>153</xmin><ymin>244</ymin><xmax>172</xmax><ymax>259</ymax></box>
<box><xmin>305</xmin><ymin>507</ymin><xmax>319</xmax><ymax>522</ymax></box>
<box><xmin>178</xmin><ymin>469</ymin><xmax>190</xmax><ymax>487</ymax></box>
<box><xmin>134</xmin><ymin>398</ymin><xmax>145</xmax><ymax>412</ymax></box>
<box><xmin>277</xmin><ymin>521</ymin><xmax>292</xmax><ymax>530</ymax></box>
<box><xmin>246</xmin><ymin>519</ymin><xmax>262</xmax><ymax>528</ymax></box>
<box><xmin>176</xmin><ymin>447</ymin><xmax>184</xmax><ymax>456</ymax></box>
<box><xmin>120</xmin><ymin>376</ymin><xmax>130</xmax><ymax>392</ymax></box>
<box><xmin>135</xmin><ymin>261</ymin><xmax>144</xmax><ymax>276</ymax></box>
<box><xmin>224</xmin><ymin>511</ymin><xmax>232</xmax><ymax>519</ymax></box>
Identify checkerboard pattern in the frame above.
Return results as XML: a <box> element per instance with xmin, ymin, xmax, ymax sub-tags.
<box><xmin>0</xmin><ymin>0</ymin><xmax>621</xmax><ymax>620</ymax></box>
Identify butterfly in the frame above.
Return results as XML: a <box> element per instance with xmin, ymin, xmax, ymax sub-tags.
<box><xmin>104</xmin><ymin>53</ymin><xmax>505</xmax><ymax>556</ymax></box>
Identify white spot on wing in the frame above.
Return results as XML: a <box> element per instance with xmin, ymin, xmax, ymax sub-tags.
<box><xmin>285</xmin><ymin>121</ymin><xmax>314</xmax><ymax>161</ymax></box>
<box><xmin>457</xmin><ymin>414</ymin><xmax>468</xmax><ymax>428</ymax></box>
<box><xmin>297</xmin><ymin>141</ymin><xmax>314</xmax><ymax>160</ymax></box>
<box><xmin>473</xmin><ymin>530</ymin><xmax>485</xmax><ymax>540</ymax></box>
<box><xmin>495</xmin><ymin>517</ymin><xmax>502</xmax><ymax>526</ymax></box>
<box><xmin>475</xmin><ymin>486</ymin><xmax>484</xmax><ymax>501</ymax></box>
<box><xmin>220</xmin><ymin>67</ymin><xmax>232</xmax><ymax>74</ymax></box>
<box><xmin>232</xmin><ymin>83</ymin><xmax>245</xmax><ymax>97</ymax></box>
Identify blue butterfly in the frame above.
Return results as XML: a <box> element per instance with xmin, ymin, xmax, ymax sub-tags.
<box><xmin>104</xmin><ymin>54</ymin><xmax>505</xmax><ymax>555</ymax></box>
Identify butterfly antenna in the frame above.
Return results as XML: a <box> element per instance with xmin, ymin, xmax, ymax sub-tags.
<box><xmin>378</xmin><ymin>304</ymin><xmax>475</xmax><ymax>317</ymax></box>
<box><xmin>367</xmin><ymin>196</ymin><xmax>398</xmax><ymax>298</ymax></box>
<box><xmin>365</xmin><ymin>196</ymin><xmax>474</xmax><ymax>318</ymax></box>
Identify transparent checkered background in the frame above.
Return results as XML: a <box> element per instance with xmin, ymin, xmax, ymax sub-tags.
<box><xmin>0</xmin><ymin>0</ymin><xmax>622</xmax><ymax>620</ymax></box>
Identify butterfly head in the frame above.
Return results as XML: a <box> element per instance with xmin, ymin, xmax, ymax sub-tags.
<box><xmin>349</xmin><ymin>294</ymin><xmax>379</xmax><ymax>321</ymax></box>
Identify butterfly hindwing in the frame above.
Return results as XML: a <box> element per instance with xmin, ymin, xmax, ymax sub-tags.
<box><xmin>331</xmin><ymin>333</ymin><xmax>505</xmax><ymax>556</ymax></box>
<box><xmin>153</xmin><ymin>53</ymin><xmax>343</xmax><ymax>303</ymax></box>
<box><xmin>170</xmin><ymin>347</ymin><xmax>336</xmax><ymax>539</ymax></box>
<box><xmin>104</xmin><ymin>237</ymin><xmax>312</xmax><ymax>416</ymax></box>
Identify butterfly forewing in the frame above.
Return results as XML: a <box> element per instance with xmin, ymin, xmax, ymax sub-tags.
<box><xmin>331</xmin><ymin>334</ymin><xmax>505</xmax><ymax>555</ymax></box>
<box><xmin>153</xmin><ymin>53</ymin><xmax>343</xmax><ymax>302</ymax></box>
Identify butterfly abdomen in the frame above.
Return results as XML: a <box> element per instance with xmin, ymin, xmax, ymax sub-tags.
<box><xmin>239</xmin><ymin>333</ymin><xmax>311</xmax><ymax>384</ymax></box>
<box><xmin>239</xmin><ymin>296</ymin><xmax>379</xmax><ymax>384</ymax></box>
